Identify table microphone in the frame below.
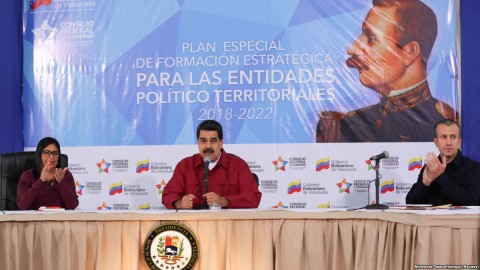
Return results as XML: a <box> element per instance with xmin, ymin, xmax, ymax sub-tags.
<box><xmin>203</xmin><ymin>156</ymin><xmax>211</xmax><ymax>193</ymax></box>
<box><xmin>370</xmin><ymin>151</ymin><xmax>389</xmax><ymax>161</ymax></box>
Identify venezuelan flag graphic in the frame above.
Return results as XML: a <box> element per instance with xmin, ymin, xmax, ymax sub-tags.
<box><xmin>137</xmin><ymin>202</ymin><xmax>150</xmax><ymax>210</ymax></box>
<box><xmin>287</xmin><ymin>180</ymin><xmax>302</xmax><ymax>194</ymax></box>
<box><xmin>30</xmin><ymin>0</ymin><xmax>52</xmax><ymax>10</ymax></box>
<box><xmin>136</xmin><ymin>159</ymin><xmax>150</xmax><ymax>173</ymax></box>
<box><xmin>109</xmin><ymin>181</ymin><xmax>123</xmax><ymax>195</ymax></box>
<box><xmin>408</xmin><ymin>156</ymin><xmax>423</xmax><ymax>171</ymax></box>
<box><xmin>380</xmin><ymin>179</ymin><xmax>395</xmax><ymax>194</ymax></box>
<box><xmin>316</xmin><ymin>201</ymin><xmax>331</xmax><ymax>208</ymax></box>
<box><xmin>315</xmin><ymin>157</ymin><xmax>330</xmax><ymax>172</ymax></box>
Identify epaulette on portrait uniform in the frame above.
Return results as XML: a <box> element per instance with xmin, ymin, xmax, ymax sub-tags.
<box><xmin>435</xmin><ymin>100</ymin><xmax>459</xmax><ymax>121</ymax></box>
<box><xmin>317</xmin><ymin>110</ymin><xmax>344</xmax><ymax>142</ymax></box>
<box><xmin>343</xmin><ymin>103</ymin><xmax>379</xmax><ymax>118</ymax></box>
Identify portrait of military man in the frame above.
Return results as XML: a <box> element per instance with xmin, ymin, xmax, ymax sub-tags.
<box><xmin>316</xmin><ymin>0</ymin><xmax>458</xmax><ymax>143</ymax></box>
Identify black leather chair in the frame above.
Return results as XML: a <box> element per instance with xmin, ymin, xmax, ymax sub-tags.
<box><xmin>0</xmin><ymin>151</ymin><xmax>68</xmax><ymax>210</ymax></box>
<box><xmin>252</xmin><ymin>173</ymin><xmax>259</xmax><ymax>186</ymax></box>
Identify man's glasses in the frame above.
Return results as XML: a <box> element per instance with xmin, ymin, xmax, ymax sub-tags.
<box><xmin>42</xmin><ymin>150</ymin><xmax>59</xmax><ymax>157</ymax></box>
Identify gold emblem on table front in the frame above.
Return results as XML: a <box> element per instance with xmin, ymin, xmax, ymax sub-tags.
<box><xmin>143</xmin><ymin>223</ymin><xmax>199</xmax><ymax>270</ymax></box>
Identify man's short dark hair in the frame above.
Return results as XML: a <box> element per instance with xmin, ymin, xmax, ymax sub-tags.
<box><xmin>434</xmin><ymin>119</ymin><xmax>461</xmax><ymax>138</ymax></box>
<box><xmin>373</xmin><ymin>0</ymin><xmax>437</xmax><ymax>64</ymax></box>
<box><xmin>196</xmin><ymin>120</ymin><xmax>223</xmax><ymax>140</ymax></box>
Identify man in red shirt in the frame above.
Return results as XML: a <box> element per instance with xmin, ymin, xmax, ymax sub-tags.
<box><xmin>162</xmin><ymin>120</ymin><xmax>262</xmax><ymax>209</ymax></box>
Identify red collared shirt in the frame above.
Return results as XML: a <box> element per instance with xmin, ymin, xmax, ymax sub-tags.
<box><xmin>162</xmin><ymin>149</ymin><xmax>262</xmax><ymax>209</ymax></box>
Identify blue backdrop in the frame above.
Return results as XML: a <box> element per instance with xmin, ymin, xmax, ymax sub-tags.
<box><xmin>1</xmin><ymin>0</ymin><xmax>480</xmax><ymax>162</ymax></box>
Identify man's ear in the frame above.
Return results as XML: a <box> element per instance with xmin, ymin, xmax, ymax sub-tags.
<box><xmin>402</xmin><ymin>41</ymin><xmax>421</xmax><ymax>65</ymax></box>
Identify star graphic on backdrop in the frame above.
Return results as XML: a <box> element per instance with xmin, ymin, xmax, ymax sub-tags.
<box><xmin>156</xmin><ymin>180</ymin><xmax>167</xmax><ymax>194</ymax></box>
<box><xmin>365</xmin><ymin>160</ymin><xmax>376</xmax><ymax>171</ymax></box>
<box><xmin>96</xmin><ymin>158</ymin><xmax>111</xmax><ymax>173</ymax></box>
<box><xmin>336</xmin><ymin>178</ymin><xmax>352</xmax><ymax>193</ymax></box>
<box><xmin>32</xmin><ymin>20</ymin><xmax>57</xmax><ymax>40</ymax></box>
<box><xmin>75</xmin><ymin>181</ymin><xmax>85</xmax><ymax>195</ymax></box>
<box><xmin>272</xmin><ymin>156</ymin><xmax>288</xmax><ymax>171</ymax></box>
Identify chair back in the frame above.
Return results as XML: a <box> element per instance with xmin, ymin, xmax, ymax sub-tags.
<box><xmin>252</xmin><ymin>173</ymin><xmax>259</xmax><ymax>186</ymax></box>
<box><xmin>0</xmin><ymin>151</ymin><xmax>68</xmax><ymax>210</ymax></box>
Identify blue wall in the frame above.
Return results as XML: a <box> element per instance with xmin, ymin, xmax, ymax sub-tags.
<box><xmin>1</xmin><ymin>1</ymin><xmax>479</xmax><ymax>162</ymax></box>
<box><xmin>460</xmin><ymin>0</ymin><xmax>480</xmax><ymax>162</ymax></box>
<box><xmin>0</xmin><ymin>1</ymin><xmax>23</xmax><ymax>153</ymax></box>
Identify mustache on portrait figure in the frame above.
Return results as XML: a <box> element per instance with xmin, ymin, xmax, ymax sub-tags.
<box><xmin>346</xmin><ymin>56</ymin><xmax>369</xmax><ymax>71</ymax></box>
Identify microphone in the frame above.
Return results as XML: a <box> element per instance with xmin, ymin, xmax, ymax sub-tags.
<box><xmin>370</xmin><ymin>151</ymin><xmax>389</xmax><ymax>161</ymax></box>
<box><xmin>204</xmin><ymin>156</ymin><xmax>211</xmax><ymax>168</ymax></box>
<box><xmin>203</xmin><ymin>156</ymin><xmax>211</xmax><ymax>193</ymax></box>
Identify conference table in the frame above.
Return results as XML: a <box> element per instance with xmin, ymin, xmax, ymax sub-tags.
<box><xmin>0</xmin><ymin>208</ymin><xmax>479</xmax><ymax>270</ymax></box>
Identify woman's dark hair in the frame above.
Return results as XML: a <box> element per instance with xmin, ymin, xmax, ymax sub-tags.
<box><xmin>33</xmin><ymin>137</ymin><xmax>61</xmax><ymax>179</ymax></box>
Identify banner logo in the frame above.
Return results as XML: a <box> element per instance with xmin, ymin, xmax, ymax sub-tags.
<box><xmin>247</xmin><ymin>161</ymin><xmax>264</xmax><ymax>173</ymax></box>
<box><xmin>96</xmin><ymin>158</ymin><xmax>111</xmax><ymax>173</ymax></box>
<box><xmin>315</xmin><ymin>157</ymin><xmax>330</xmax><ymax>172</ymax></box>
<box><xmin>303</xmin><ymin>183</ymin><xmax>328</xmax><ymax>194</ymax></box>
<box><xmin>85</xmin><ymin>181</ymin><xmax>102</xmax><ymax>194</ymax></box>
<box><xmin>75</xmin><ymin>181</ymin><xmax>85</xmax><ymax>196</ymax></box>
<box><xmin>136</xmin><ymin>159</ymin><xmax>150</xmax><ymax>173</ymax></box>
<box><xmin>289</xmin><ymin>202</ymin><xmax>306</xmax><ymax>208</ymax></box>
<box><xmin>408</xmin><ymin>156</ymin><xmax>423</xmax><ymax>171</ymax></box>
<box><xmin>331</xmin><ymin>160</ymin><xmax>356</xmax><ymax>172</ymax></box>
<box><xmin>109</xmin><ymin>181</ymin><xmax>123</xmax><ymax>196</ymax></box>
<box><xmin>96</xmin><ymin>202</ymin><xmax>111</xmax><ymax>210</ymax></box>
<box><xmin>137</xmin><ymin>202</ymin><xmax>150</xmax><ymax>210</ymax></box>
<box><xmin>382</xmin><ymin>156</ymin><xmax>400</xmax><ymax>170</ymax></box>
<box><xmin>272</xmin><ymin>201</ymin><xmax>288</xmax><ymax>208</ymax></box>
<box><xmin>156</xmin><ymin>180</ymin><xmax>167</xmax><ymax>195</ymax></box>
<box><xmin>30</xmin><ymin>0</ymin><xmax>52</xmax><ymax>10</ymax></box>
<box><xmin>151</xmin><ymin>162</ymin><xmax>174</xmax><ymax>174</ymax></box>
<box><xmin>287</xmin><ymin>180</ymin><xmax>302</xmax><ymax>194</ymax></box>
<box><xmin>124</xmin><ymin>184</ymin><xmax>148</xmax><ymax>196</ymax></box>
<box><xmin>143</xmin><ymin>223</ymin><xmax>199</xmax><ymax>270</ymax></box>
<box><xmin>288</xmin><ymin>156</ymin><xmax>307</xmax><ymax>171</ymax></box>
<box><xmin>112</xmin><ymin>203</ymin><xmax>130</xmax><ymax>210</ymax></box>
<box><xmin>395</xmin><ymin>182</ymin><xmax>413</xmax><ymax>194</ymax></box>
<box><xmin>353</xmin><ymin>179</ymin><xmax>371</xmax><ymax>193</ymax></box>
<box><xmin>336</xmin><ymin>178</ymin><xmax>352</xmax><ymax>194</ymax></box>
<box><xmin>112</xmin><ymin>159</ymin><xmax>129</xmax><ymax>172</ymax></box>
<box><xmin>32</xmin><ymin>20</ymin><xmax>57</xmax><ymax>41</ymax></box>
<box><xmin>272</xmin><ymin>156</ymin><xmax>287</xmax><ymax>171</ymax></box>
<box><xmin>365</xmin><ymin>159</ymin><xmax>376</xmax><ymax>171</ymax></box>
<box><xmin>69</xmin><ymin>163</ymin><xmax>88</xmax><ymax>175</ymax></box>
<box><xmin>316</xmin><ymin>201</ymin><xmax>331</xmax><ymax>208</ymax></box>
<box><xmin>380</xmin><ymin>179</ymin><xmax>395</xmax><ymax>194</ymax></box>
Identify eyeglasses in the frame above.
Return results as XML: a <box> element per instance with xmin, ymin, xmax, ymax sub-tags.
<box><xmin>42</xmin><ymin>150</ymin><xmax>59</xmax><ymax>158</ymax></box>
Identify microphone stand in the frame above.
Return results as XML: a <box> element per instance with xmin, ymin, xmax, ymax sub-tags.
<box><xmin>197</xmin><ymin>166</ymin><xmax>209</xmax><ymax>209</ymax></box>
<box><xmin>365</xmin><ymin>159</ymin><xmax>389</xmax><ymax>210</ymax></box>
<box><xmin>195</xmin><ymin>162</ymin><xmax>211</xmax><ymax>210</ymax></box>
<box><xmin>202</xmin><ymin>162</ymin><xmax>221</xmax><ymax>210</ymax></box>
